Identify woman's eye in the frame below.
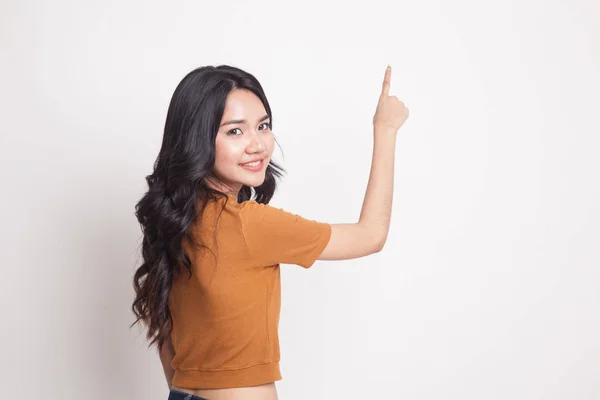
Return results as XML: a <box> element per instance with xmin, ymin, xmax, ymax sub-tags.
<box><xmin>227</xmin><ymin>123</ymin><xmax>270</xmax><ymax>136</ymax></box>
<box><xmin>259</xmin><ymin>122</ymin><xmax>272</xmax><ymax>131</ymax></box>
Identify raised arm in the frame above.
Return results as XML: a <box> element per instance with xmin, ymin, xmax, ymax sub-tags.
<box><xmin>318</xmin><ymin>66</ymin><xmax>409</xmax><ymax>261</ymax></box>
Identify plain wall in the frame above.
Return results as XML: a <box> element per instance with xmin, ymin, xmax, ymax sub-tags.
<box><xmin>1</xmin><ymin>0</ymin><xmax>599</xmax><ymax>399</ymax></box>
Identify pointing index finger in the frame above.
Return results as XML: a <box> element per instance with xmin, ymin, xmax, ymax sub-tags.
<box><xmin>381</xmin><ymin>65</ymin><xmax>391</xmax><ymax>97</ymax></box>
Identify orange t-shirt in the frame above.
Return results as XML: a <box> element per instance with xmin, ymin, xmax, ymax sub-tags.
<box><xmin>168</xmin><ymin>193</ymin><xmax>332</xmax><ymax>389</ymax></box>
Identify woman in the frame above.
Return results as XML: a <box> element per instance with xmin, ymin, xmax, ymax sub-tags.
<box><xmin>131</xmin><ymin>64</ymin><xmax>408</xmax><ymax>400</ymax></box>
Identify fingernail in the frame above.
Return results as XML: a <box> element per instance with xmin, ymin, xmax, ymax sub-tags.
<box><xmin>387</xmin><ymin>65</ymin><xmax>391</xmax><ymax>70</ymax></box>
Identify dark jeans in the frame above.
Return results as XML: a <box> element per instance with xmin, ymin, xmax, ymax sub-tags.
<box><xmin>168</xmin><ymin>389</ymin><xmax>208</xmax><ymax>400</ymax></box>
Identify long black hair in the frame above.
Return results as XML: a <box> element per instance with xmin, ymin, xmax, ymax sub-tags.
<box><xmin>131</xmin><ymin>65</ymin><xmax>285</xmax><ymax>350</ymax></box>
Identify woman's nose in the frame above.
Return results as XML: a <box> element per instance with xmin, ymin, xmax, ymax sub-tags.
<box><xmin>247</xmin><ymin>131</ymin><xmax>265</xmax><ymax>151</ymax></box>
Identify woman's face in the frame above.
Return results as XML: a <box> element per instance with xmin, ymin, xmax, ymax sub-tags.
<box><xmin>212</xmin><ymin>89</ymin><xmax>274</xmax><ymax>194</ymax></box>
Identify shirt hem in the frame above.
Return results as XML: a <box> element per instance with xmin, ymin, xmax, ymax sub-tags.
<box><xmin>300</xmin><ymin>223</ymin><xmax>332</xmax><ymax>268</ymax></box>
<box><xmin>171</xmin><ymin>360</ymin><xmax>282</xmax><ymax>389</ymax></box>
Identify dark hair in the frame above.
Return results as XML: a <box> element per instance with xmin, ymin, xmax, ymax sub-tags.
<box><xmin>130</xmin><ymin>65</ymin><xmax>285</xmax><ymax>351</ymax></box>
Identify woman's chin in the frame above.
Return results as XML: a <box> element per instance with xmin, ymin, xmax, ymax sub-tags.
<box><xmin>241</xmin><ymin>176</ymin><xmax>266</xmax><ymax>188</ymax></box>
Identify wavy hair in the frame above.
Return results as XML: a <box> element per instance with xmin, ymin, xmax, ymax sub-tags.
<box><xmin>130</xmin><ymin>65</ymin><xmax>285</xmax><ymax>350</ymax></box>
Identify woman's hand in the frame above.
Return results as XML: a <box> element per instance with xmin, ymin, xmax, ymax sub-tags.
<box><xmin>373</xmin><ymin>66</ymin><xmax>409</xmax><ymax>136</ymax></box>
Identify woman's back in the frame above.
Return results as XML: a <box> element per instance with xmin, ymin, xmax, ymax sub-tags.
<box><xmin>168</xmin><ymin>194</ymin><xmax>330</xmax><ymax>393</ymax></box>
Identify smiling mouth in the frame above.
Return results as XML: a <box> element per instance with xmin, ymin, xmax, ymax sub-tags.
<box><xmin>240</xmin><ymin>159</ymin><xmax>262</xmax><ymax>167</ymax></box>
<box><xmin>239</xmin><ymin>158</ymin><xmax>266</xmax><ymax>171</ymax></box>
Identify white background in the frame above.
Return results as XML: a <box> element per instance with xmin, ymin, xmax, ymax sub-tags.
<box><xmin>1</xmin><ymin>0</ymin><xmax>599</xmax><ymax>399</ymax></box>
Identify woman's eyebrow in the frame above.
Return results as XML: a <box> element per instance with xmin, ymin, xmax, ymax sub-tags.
<box><xmin>220</xmin><ymin>114</ymin><xmax>270</xmax><ymax>127</ymax></box>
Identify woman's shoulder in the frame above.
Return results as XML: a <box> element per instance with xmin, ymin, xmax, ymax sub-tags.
<box><xmin>208</xmin><ymin>195</ymin><xmax>285</xmax><ymax>220</ymax></box>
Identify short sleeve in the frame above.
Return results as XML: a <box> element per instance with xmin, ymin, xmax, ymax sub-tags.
<box><xmin>239</xmin><ymin>200</ymin><xmax>331</xmax><ymax>268</ymax></box>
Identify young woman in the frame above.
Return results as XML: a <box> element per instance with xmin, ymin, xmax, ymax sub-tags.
<box><xmin>131</xmin><ymin>64</ymin><xmax>408</xmax><ymax>400</ymax></box>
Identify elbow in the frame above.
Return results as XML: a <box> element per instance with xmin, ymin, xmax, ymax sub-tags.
<box><xmin>373</xmin><ymin>236</ymin><xmax>387</xmax><ymax>253</ymax></box>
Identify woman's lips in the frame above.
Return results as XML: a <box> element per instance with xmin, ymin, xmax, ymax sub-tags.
<box><xmin>240</xmin><ymin>159</ymin><xmax>264</xmax><ymax>171</ymax></box>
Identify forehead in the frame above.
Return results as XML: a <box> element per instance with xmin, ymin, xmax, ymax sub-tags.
<box><xmin>221</xmin><ymin>89</ymin><xmax>266</xmax><ymax>119</ymax></box>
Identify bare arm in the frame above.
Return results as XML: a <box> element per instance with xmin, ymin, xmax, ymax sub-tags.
<box><xmin>158</xmin><ymin>336</ymin><xmax>176</xmax><ymax>390</ymax></box>
<box><xmin>318</xmin><ymin>66</ymin><xmax>409</xmax><ymax>260</ymax></box>
<box><xmin>319</xmin><ymin>134</ymin><xmax>397</xmax><ymax>259</ymax></box>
